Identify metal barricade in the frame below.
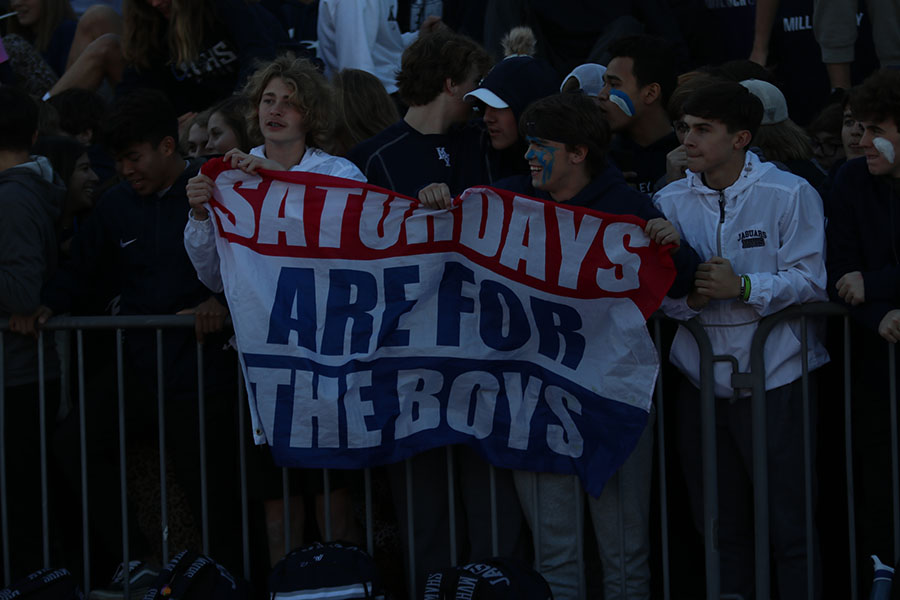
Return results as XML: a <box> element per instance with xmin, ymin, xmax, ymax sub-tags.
<box><xmin>1</xmin><ymin>304</ymin><xmax>897</xmax><ymax>599</ymax></box>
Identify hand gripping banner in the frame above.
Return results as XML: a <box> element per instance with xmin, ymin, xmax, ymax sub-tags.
<box><xmin>201</xmin><ymin>159</ymin><xmax>675</xmax><ymax>496</ymax></box>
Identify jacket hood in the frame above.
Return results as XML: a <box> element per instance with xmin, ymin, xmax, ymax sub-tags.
<box><xmin>684</xmin><ymin>150</ymin><xmax>775</xmax><ymax>200</ymax></box>
<box><xmin>0</xmin><ymin>155</ymin><xmax>64</xmax><ymax>221</ymax></box>
<box><xmin>566</xmin><ymin>161</ymin><xmax>632</xmax><ymax>208</ymax></box>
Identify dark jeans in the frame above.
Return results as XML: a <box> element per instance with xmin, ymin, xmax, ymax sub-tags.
<box><xmin>677</xmin><ymin>376</ymin><xmax>822</xmax><ymax>600</ymax></box>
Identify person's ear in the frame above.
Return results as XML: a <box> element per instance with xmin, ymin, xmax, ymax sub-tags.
<box><xmin>642</xmin><ymin>82</ymin><xmax>662</xmax><ymax>105</ymax></box>
<box><xmin>76</xmin><ymin>129</ymin><xmax>93</xmax><ymax>145</ymax></box>
<box><xmin>733</xmin><ymin>130</ymin><xmax>752</xmax><ymax>150</ymax></box>
<box><xmin>158</xmin><ymin>136</ymin><xmax>177</xmax><ymax>157</ymax></box>
<box><xmin>570</xmin><ymin>144</ymin><xmax>588</xmax><ymax>164</ymax></box>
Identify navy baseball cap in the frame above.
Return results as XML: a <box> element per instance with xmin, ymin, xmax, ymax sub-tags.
<box><xmin>465</xmin><ymin>56</ymin><xmax>561</xmax><ymax>120</ymax></box>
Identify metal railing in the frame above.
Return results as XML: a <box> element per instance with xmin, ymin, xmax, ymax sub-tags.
<box><xmin>1</xmin><ymin>303</ymin><xmax>897</xmax><ymax>599</ymax></box>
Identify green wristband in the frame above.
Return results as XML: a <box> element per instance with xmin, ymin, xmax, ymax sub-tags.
<box><xmin>742</xmin><ymin>275</ymin><xmax>751</xmax><ymax>301</ymax></box>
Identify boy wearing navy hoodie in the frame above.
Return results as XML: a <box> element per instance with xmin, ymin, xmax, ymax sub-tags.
<box><xmin>496</xmin><ymin>92</ymin><xmax>700</xmax><ymax>600</ymax></box>
<box><xmin>826</xmin><ymin>69</ymin><xmax>900</xmax><ymax>585</ymax></box>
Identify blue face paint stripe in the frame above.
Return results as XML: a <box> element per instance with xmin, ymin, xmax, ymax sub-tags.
<box><xmin>608</xmin><ymin>89</ymin><xmax>635</xmax><ymax>117</ymax></box>
<box><xmin>526</xmin><ymin>136</ymin><xmax>557</xmax><ymax>186</ymax></box>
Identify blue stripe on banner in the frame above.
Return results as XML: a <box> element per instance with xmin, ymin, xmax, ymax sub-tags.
<box><xmin>243</xmin><ymin>353</ymin><xmax>648</xmax><ymax>497</ymax></box>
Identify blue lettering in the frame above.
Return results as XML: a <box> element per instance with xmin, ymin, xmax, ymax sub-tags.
<box><xmin>436</xmin><ymin>261</ymin><xmax>476</xmax><ymax>346</ymax></box>
<box><xmin>530</xmin><ymin>297</ymin><xmax>585</xmax><ymax>369</ymax></box>
<box><xmin>479</xmin><ymin>280</ymin><xmax>530</xmax><ymax>351</ymax></box>
<box><xmin>377</xmin><ymin>265</ymin><xmax>420</xmax><ymax>348</ymax></box>
<box><xmin>321</xmin><ymin>269</ymin><xmax>378</xmax><ymax>355</ymax></box>
<box><xmin>267</xmin><ymin>267</ymin><xmax>317</xmax><ymax>350</ymax></box>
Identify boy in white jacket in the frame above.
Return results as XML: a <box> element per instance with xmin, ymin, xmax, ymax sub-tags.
<box><xmin>653</xmin><ymin>80</ymin><xmax>827</xmax><ymax>600</ymax></box>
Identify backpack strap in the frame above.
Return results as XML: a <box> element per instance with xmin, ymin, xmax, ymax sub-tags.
<box><xmin>0</xmin><ymin>568</ymin><xmax>80</xmax><ymax>600</ymax></box>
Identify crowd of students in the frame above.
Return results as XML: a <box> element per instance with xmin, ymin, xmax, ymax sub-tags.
<box><xmin>2</xmin><ymin>1</ymin><xmax>900</xmax><ymax>599</ymax></box>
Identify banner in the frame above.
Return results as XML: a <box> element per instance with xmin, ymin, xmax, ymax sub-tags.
<box><xmin>202</xmin><ymin>159</ymin><xmax>675</xmax><ymax>496</ymax></box>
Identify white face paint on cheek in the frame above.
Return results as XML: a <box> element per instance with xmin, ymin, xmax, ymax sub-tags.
<box><xmin>874</xmin><ymin>137</ymin><xmax>896</xmax><ymax>164</ymax></box>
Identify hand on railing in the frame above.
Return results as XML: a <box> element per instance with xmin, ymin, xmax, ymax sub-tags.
<box><xmin>7</xmin><ymin>305</ymin><xmax>54</xmax><ymax>339</ymax></box>
<box><xmin>879</xmin><ymin>309</ymin><xmax>900</xmax><ymax>343</ymax></box>
<box><xmin>835</xmin><ymin>270</ymin><xmax>865</xmax><ymax>306</ymax></box>
<box><xmin>176</xmin><ymin>296</ymin><xmax>229</xmax><ymax>343</ymax></box>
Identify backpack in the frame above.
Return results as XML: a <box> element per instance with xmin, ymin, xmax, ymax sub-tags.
<box><xmin>268</xmin><ymin>541</ymin><xmax>384</xmax><ymax>599</ymax></box>
<box><xmin>141</xmin><ymin>550</ymin><xmax>249</xmax><ymax>600</ymax></box>
<box><xmin>422</xmin><ymin>557</ymin><xmax>554</xmax><ymax>600</ymax></box>
<box><xmin>0</xmin><ymin>567</ymin><xmax>83</xmax><ymax>600</ymax></box>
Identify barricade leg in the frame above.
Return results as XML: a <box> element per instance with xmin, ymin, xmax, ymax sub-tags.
<box><xmin>447</xmin><ymin>447</ymin><xmax>457</xmax><ymax>567</ymax></box>
<box><xmin>889</xmin><ymin>344</ymin><xmax>900</xmax><ymax>561</ymax></box>
<box><xmin>406</xmin><ymin>459</ymin><xmax>416</xmax><ymax>598</ymax></box>
<box><xmin>76</xmin><ymin>331</ymin><xmax>91</xmax><ymax>593</ymax></box>
<box><xmin>37</xmin><ymin>333</ymin><xmax>50</xmax><ymax>568</ymax></box>
<box><xmin>842</xmin><ymin>316</ymin><xmax>858</xmax><ymax>599</ymax></box>
<box><xmin>155</xmin><ymin>330</ymin><xmax>169</xmax><ymax>564</ymax></box>
<box><xmin>364</xmin><ymin>468</ymin><xmax>374</xmax><ymax>557</ymax></box>
<box><xmin>652</xmin><ymin>319</ymin><xmax>672</xmax><ymax>600</ymax></box>
<box><xmin>0</xmin><ymin>333</ymin><xmax>8</xmax><ymax>584</ymax></box>
<box><xmin>115</xmin><ymin>330</ymin><xmax>131</xmax><ymax>599</ymax></box>
<box><xmin>282</xmin><ymin>468</ymin><xmax>291</xmax><ymax>556</ymax></box>
<box><xmin>323</xmin><ymin>469</ymin><xmax>332</xmax><ymax>541</ymax></box>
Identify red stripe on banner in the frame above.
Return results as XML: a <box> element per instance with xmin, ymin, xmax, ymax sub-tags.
<box><xmin>201</xmin><ymin>159</ymin><xmax>675</xmax><ymax>318</ymax></box>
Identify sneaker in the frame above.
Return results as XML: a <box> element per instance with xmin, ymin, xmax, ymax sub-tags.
<box><xmin>89</xmin><ymin>560</ymin><xmax>159</xmax><ymax>600</ymax></box>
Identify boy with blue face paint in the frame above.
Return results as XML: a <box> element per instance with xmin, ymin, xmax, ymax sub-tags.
<box><xmin>596</xmin><ymin>35</ymin><xmax>680</xmax><ymax>197</ymax></box>
<box><xmin>495</xmin><ymin>92</ymin><xmax>702</xmax><ymax>600</ymax></box>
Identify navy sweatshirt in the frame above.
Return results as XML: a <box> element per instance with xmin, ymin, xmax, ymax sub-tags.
<box><xmin>348</xmin><ymin>119</ymin><xmax>486</xmax><ymax>198</ymax></box>
<box><xmin>826</xmin><ymin>157</ymin><xmax>900</xmax><ymax>332</ymax></box>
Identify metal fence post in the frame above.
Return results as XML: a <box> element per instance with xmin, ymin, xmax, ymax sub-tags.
<box><xmin>115</xmin><ymin>329</ymin><xmax>130</xmax><ymax>599</ymax></box>
<box><xmin>156</xmin><ymin>329</ymin><xmax>169</xmax><ymax>563</ymax></box>
<box><xmin>446</xmin><ymin>446</ymin><xmax>457</xmax><ymax>566</ymax></box>
<box><xmin>364</xmin><ymin>468</ymin><xmax>374</xmax><ymax>557</ymax></box>
<box><xmin>323</xmin><ymin>469</ymin><xmax>332</xmax><ymax>541</ymax></box>
<box><xmin>843</xmin><ymin>316</ymin><xmax>858</xmax><ymax>599</ymax></box>
<box><xmin>237</xmin><ymin>366</ymin><xmax>251</xmax><ymax>580</ymax></box>
<box><xmin>196</xmin><ymin>341</ymin><xmax>209</xmax><ymax>554</ymax></box>
<box><xmin>679</xmin><ymin>318</ymin><xmax>720</xmax><ymax>600</ymax></box>
<box><xmin>0</xmin><ymin>332</ymin><xmax>8</xmax><ymax>586</ymax></box>
<box><xmin>37</xmin><ymin>333</ymin><xmax>50</xmax><ymax>568</ymax></box>
<box><xmin>406</xmin><ymin>458</ymin><xmax>416</xmax><ymax>598</ymax></box>
<box><xmin>888</xmin><ymin>343</ymin><xmax>900</xmax><ymax>561</ymax></box>
<box><xmin>652</xmin><ymin>318</ymin><xmax>671</xmax><ymax>600</ymax></box>
<box><xmin>76</xmin><ymin>330</ymin><xmax>91</xmax><ymax>593</ymax></box>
